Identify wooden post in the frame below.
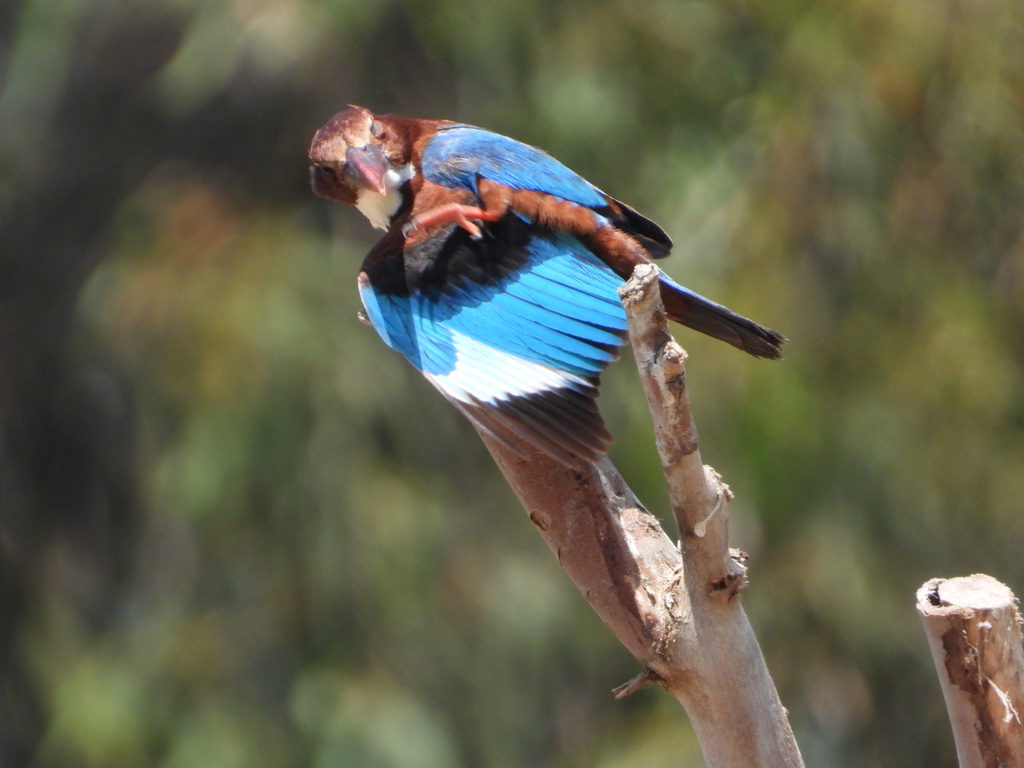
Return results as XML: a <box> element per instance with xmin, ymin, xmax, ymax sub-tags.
<box><xmin>918</xmin><ymin>574</ymin><xmax>1024</xmax><ymax>768</ymax></box>
<box><xmin>476</xmin><ymin>264</ymin><xmax>804</xmax><ymax>768</ymax></box>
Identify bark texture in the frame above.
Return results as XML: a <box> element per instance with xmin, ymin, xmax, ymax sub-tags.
<box><xmin>476</xmin><ymin>264</ymin><xmax>804</xmax><ymax>768</ymax></box>
<box><xmin>918</xmin><ymin>574</ymin><xmax>1024</xmax><ymax>768</ymax></box>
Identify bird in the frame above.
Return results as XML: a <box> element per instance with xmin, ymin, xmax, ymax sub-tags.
<box><xmin>309</xmin><ymin>105</ymin><xmax>785</xmax><ymax>468</ymax></box>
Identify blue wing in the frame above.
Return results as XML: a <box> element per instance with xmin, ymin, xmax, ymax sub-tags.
<box><xmin>420</xmin><ymin>126</ymin><xmax>609</xmax><ymax>209</ymax></box>
<box><xmin>359</xmin><ymin>227</ymin><xmax>628</xmax><ymax>465</ymax></box>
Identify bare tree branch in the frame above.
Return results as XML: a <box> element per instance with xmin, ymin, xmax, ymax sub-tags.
<box><xmin>475</xmin><ymin>263</ymin><xmax>804</xmax><ymax>768</ymax></box>
<box><xmin>918</xmin><ymin>574</ymin><xmax>1024</xmax><ymax>768</ymax></box>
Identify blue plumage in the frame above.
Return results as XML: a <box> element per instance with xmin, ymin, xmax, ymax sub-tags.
<box><xmin>309</xmin><ymin>106</ymin><xmax>785</xmax><ymax>466</ymax></box>
<box><xmin>421</xmin><ymin>127</ymin><xmax>608</xmax><ymax>210</ymax></box>
<box><xmin>359</xmin><ymin>229</ymin><xmax>626</xmax><ymax>392</ymax></box>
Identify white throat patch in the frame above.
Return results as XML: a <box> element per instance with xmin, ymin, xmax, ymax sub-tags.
<box><xmin>355</xmin><ymin>162</ymin><xmax>414</xmax><ymax>230</ymax></box>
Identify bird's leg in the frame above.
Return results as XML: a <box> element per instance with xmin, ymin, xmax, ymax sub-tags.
<box><xmin>480</xmin><ymin>179</ymin><xmax>656</xmax><ymax>278</ymax></box>
<box><xmin>403</xmin><ymin>203</ymin><xmax>501</xmax><ymax>239</ymax></box>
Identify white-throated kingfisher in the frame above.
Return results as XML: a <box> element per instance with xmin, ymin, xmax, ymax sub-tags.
<box><xmin>309</xmin><ymin>106</ymin><xmax>785</xmax><ymax>468</ymax></box>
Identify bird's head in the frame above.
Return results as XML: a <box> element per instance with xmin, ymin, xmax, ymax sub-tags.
<box><xmin>309</xmin><ymin>106</ymin><xmax>416</xmax><ymax>229</ymax></box>
<box><xmin>308</xmin><ymin>106</ymin><xmax>390</xmax><ymax>204</ymax></box>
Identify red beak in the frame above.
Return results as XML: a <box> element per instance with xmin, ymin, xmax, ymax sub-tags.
<box><xmin>344</xmin><ymin>145</ymin><xmax>389</xmax><ymax>195</ymax></box>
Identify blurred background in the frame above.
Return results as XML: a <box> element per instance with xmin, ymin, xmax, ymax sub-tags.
<box><xmin>1</xmin><ymin>0</ymin><xmax>1023</xmax><ymax>765</ymax></box>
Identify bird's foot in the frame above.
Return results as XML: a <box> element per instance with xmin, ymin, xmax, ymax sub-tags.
<box><xmin>404</xmin><ymin>204</ymin><xmax>501</xmax><ymax>240</ymax></box>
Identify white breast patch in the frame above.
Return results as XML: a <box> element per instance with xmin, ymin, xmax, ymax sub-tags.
<box><xmin>355</xmin><ymin>162</ymin><xmax>414</xmax><ymax>230</ymax></box>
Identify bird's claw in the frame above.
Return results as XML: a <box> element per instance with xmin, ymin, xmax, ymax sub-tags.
<box><xmin>403</xmin><ymin>203</ymin><xmax>500</xmax><ymax>240</ymax></box>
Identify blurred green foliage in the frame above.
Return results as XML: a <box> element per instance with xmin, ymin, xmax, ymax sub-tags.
<box><xmin>1</xmin><ymin>0</ymin><xmax>1023</xmax><ymax>765</ymax></box>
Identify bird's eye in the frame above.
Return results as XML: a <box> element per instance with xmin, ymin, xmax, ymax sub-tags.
<box><xmin>318</xmin><ymin>165</ymin><xmax>337</xmax><ymax>178</ymax></box>
<box><xmin>370</xmin><ymin>120</ymin><xmax>385</xmax><ymax>139</ymax></box>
